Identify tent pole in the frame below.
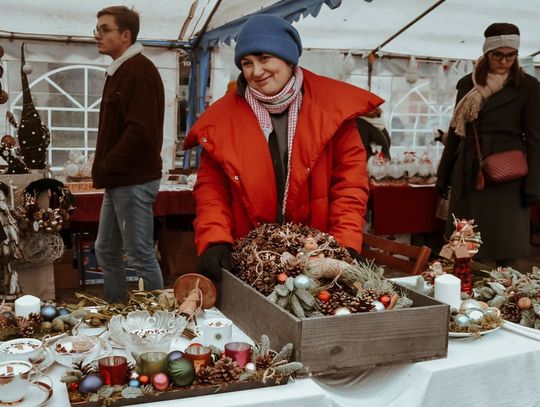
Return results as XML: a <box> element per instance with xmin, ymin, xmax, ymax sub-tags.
<box><xmin>371</xmin><ymin>0</ymin><xmax>446</xmax><ymax>55</ymax></box>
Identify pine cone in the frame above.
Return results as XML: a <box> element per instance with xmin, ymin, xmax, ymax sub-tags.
<box><xmin>256</xmin><ymin>353</ymin><xmax>274</xmax><ymax>370</ymax></box>
<box><xmin>197</xmin><ymin>357</ymin><xmax>242</xmax><ymax>385</ymax></box>
<box><xmin>500</xmin><ymin>302</ymin><xmax>522</xmax><ymax>323</ymax></box>
<box><xmin>17</xmin><ymin>312</ymin><xmax>42</xmax><ymax>338</ymax></box>
<box><xmin>316</xmin><ymin>299</ymin><xmax>335</xmax><ymax>315</ymax></box>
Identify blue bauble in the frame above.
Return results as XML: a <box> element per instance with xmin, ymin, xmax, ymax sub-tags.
<box><xmin>167</xmin><ymin>350</ymin><xmax>184</xmax><ymax>362</ymax></box>
<box><xmin>78</xmin><ymin>374</ymin><xmax>105</xmax><ymax>394</ymax></box>
<box><xmin>128</xmin><ymin>379</ymin><xmax>141</xmax><ymax>387</ymax></box>
<box><xmin>57</xmin><ymin>307</ymin><xmax>71</xmax><ymax>316</ymax></box>
<box><xmin>40</xmin><ymin>305</ymin><xmax>59</xmax><ymax>322</ymax></box>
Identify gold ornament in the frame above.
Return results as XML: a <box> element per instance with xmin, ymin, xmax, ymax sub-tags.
<box><xmin>518</xmin><ymin>297</ymin><xmax>532</xmax><ymax>310</ymax></box>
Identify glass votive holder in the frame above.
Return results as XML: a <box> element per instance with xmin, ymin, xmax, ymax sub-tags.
<box><xmin>140</xmin><ymin>352</ymin><xmax>169</xmax><ymax>377</ymax></box>
<box><xmin>224</xmin><ymin>342</ymin><xmax>252</xmax><ymax>368</ymax></box>
<box><xmin>98</xmin><ymin>355</ymin><xmax>128</xmax><ymax>386</ymax></box>
<box><xmin>184</xmin><ymin>346</ymin><xmax>212</xmax><ymax>373</ymax></box>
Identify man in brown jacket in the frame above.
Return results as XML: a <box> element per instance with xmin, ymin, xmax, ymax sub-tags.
<box><xmin>92</xmin><ymin>6</ymin><xmax>164</xmax><ymax>302</ymax></box>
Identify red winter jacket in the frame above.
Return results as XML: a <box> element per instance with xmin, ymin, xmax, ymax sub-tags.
<box><xmin>184</xmin><ymin>68</ymin><xmax>383</xmax><ymax>254</ymax></box>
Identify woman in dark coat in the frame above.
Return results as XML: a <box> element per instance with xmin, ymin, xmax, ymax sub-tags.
<box><xmin>356</xmin><ymin>107</ymin><xmax>391</xmax><ymax>159</ymax></box>
<box><xmin>436</xmin><ymin>23</ymin><xmax>540</xmax><ymax>267</ymax></box>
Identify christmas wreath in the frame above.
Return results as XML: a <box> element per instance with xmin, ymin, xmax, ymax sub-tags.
<box><xmin>21</xmin><ymin>178</ymin><xmax>75</xmax><ymax>233</ymax></box>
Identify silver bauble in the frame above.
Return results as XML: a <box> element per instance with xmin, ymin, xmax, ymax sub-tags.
<box><xmin>22</xmin><ymin>63</ymin><xmax>33</xmax><ymax>74</ymax></box>
<box><xmin>372</xmin><ymin>301</ymin><xmax>385</xmax><ymax>312</ymax></box>
<box><xmin>453</xmin><ymin>313</ymin><xmax>471</xmax><ymax>327</ymax></box>
<box><xmin>293</xmin><ymin>275</ymin><xmax>313</xmax><ymax>290</ymax></box>
<box><xmin>464</xmin><ymin>308</ymin><xmax>484</xmax><ymax>323</ymax></box>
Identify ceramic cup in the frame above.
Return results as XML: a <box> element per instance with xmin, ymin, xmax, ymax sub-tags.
<box><xmin>194</xmin><ymin>318</ymin><xmax>232</xmax><ymax>349</ymax></box>
<box><xmin>0</xmin><ymin>360</ymin><xmax>41</xmax><ymax>403</ymax></box>
<box><xmin>0</xmin><ymin>338</ymin><xmax>44</xmax><ymax>364</ymax></box>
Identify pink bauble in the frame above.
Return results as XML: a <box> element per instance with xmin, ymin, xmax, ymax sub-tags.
<box><xmin>151</xmin><ymin>373</ymin><xmax>170</xmax><ymax>391</ymax></box>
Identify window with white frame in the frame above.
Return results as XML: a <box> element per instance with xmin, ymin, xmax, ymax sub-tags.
<box><xmin>10</xmin><ymin>64</ymin><xmax>105</xmax><ymax>171</ymax></box>
<box><xmin>388</xmin><ymin>78</ymin><xmax>455</xmax><ymax>159</ymax></box>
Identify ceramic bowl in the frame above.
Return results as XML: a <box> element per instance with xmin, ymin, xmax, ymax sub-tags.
<box><xmin>0</xmin><ymin>338</ymin><xmax>44</xmax><ymax>364</ymax></box>
<box><xmin>108</xmin><ymin>310</ymin><xmax>187</xmax><ymax>355</ymax></box>
<box><xmin>51</xmin><ymin>335</ymin><xmax>101</xmax><ymax>367</ymax></box>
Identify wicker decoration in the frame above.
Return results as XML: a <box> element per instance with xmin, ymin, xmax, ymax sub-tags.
<box><xmin>16</xmin><ymin>231</ymin><xmax>64</xmax><ymax>264</ymax></box>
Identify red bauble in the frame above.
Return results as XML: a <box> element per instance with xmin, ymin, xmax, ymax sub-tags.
<box><xmin>277</xmin><ymin>273</ymin><xmax>288</xmax><ymax>284</ymax></box>
<box><xmin>69</xmin><ymin>382</ymin><xmax>79</xmax><ymax>391</ymax></box>
<box><xmin>138</xmin><ymin>375</ymin><xmax>150</xmax><ymax>385</ymax></box>
<box><xmin>317</xmin><ymin>290</ymin><xmax>331</xmax><ymax>302</ymax></box>
<box><xmin>152</xmin><ymin>373</ymin><xmax>170</xmax><ymax>391</ymax></box>
<box><xmin>379</xmin><ymin>295</ymin><xmax>391</xmax><ymax>308</ymax></box>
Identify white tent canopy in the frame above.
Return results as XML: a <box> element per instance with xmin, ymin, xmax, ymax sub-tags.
<box><xmin>1</xmin><ymin>0</ymin><xmax>538</xmax><ymax>62</ymax></box>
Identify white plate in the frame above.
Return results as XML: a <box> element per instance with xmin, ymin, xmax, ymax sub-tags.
<box><xmin>449</xmin><ymin>325</ymin><xmax>502</xmax><ymax>338</ymax></box>
<box><xmin>3</xmin><ymin>381</ymin><xmax>54</xmax><ymax>407</ymax></box>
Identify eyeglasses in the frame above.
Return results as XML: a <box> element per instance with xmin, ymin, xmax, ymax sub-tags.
<box><xmin>489</xmin><ymin>51</ymin><xmax>518</xmax><ymax>62</ymax></box>
<box><xmin>93</xmin><ymin>26</ymin><xmax>120</xmax><ymax>37</ymax></box>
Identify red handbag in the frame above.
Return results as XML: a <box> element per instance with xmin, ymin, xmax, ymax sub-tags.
<box><xmin>473</xmin><ymin>122</ymin><xmax>528</xmax><ymax>190</ymax></box>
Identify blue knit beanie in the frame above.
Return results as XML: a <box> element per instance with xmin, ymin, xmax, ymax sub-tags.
<box><xmin>234</xmin><ymin>15</ymin><xmax>302</xmax><ymax>69</ymax></box>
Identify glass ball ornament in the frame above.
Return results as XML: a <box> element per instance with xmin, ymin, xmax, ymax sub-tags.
<box><xmin>169</xmin><ymin>357</ymin><xmax>196</xmax><ymax>387</ymax></box>
<box><xmin>464</xmin><ymin>308</ymin><xmax>484</xmax><ymax>323</ymax></box>
<box><xmin>40</xmin><ymin>304</ymin><xmax>59</xmax><ymax>322</ymax></box>
<box><xmin>78</xmin><ymin>374</ymin><xmax>105</xmax><ymax>394</ymax></box>
<box><xmin>138</xmin><ymin>375</ymin><xmax>150</xmax><ymax>385</ymax></box>
<box><xmin>22</xmin><ymin>63</ymin><xmax>33</xmax><ymax>74</ymax></box>
<box><xmin>372</xmin><ymin>301</ymin><xmax>386</xmax><ymax>312</ymax></box>
<box><xmin>167</xmin><ymin>350</ymin><xmax>184</xmax><ymax>363</ymax></box>
<box><xmin>294</xmin><ymin>275</ymin><xmax>313</xmax><ymax>290</ymax></box>
<box><xmin>57</xmin><ymin>307</ymin><xmax>71</xmax><ymax>316</ymax></box>
<box><xmin>152</xmin><ymin>373</ymin><xmax>170</xmax><ymax>391</ymax></box>
<box><xmin>334</xmin><ymin>307</ymin><xmax>351</xmax><ymax>315</ymax></box>
<box><xmin>244</xmin><ymin>362</ymin><xmax>256</xmax><ymax>373</ymax></box>
<box><xmin>453</xmin><ymin>313</ymin><xmax>471</xmax><ymax>327</ymax></box>
<box><xmin>128</xmin><ymin>379</ymin><xmax>140</xmax><ymax>387</ymax></box>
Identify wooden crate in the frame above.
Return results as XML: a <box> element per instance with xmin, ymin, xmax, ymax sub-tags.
<box><xmin>218</xmin><ymin>270</ymin><xmax>449</xmax><ymax>374</ymax></box>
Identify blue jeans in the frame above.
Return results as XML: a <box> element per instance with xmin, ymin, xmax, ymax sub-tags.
<box><xmin>95</xmin><ymin>179</ymin><xmax>163</xmax><ymax>303</ymax></box>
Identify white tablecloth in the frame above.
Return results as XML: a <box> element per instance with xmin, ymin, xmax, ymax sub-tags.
<box><xmin>44</xmin><ymin>310</ymin><xmax>540</xmax><ymax>407</ymax></box>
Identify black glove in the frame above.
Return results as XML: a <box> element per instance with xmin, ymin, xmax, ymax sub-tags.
<box><xmin>523</xmin><ymin>194</ymin><xmax>540</xmax><ymax>207</ymax></box>
<box><xmin>435</xmin><ymin>178</ymin><xmax>450</xmax><ymax>199</ymax></box>
<box><xmin>196</xmin><ymin>243</ymin><xmax>231</xmax><ymax>281</ymax></box>
<box><xmin>347</xmin><ymin>247</ymin><xmax>365</xmax><ymax>263</ymax></box>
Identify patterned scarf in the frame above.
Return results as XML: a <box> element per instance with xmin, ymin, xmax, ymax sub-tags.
<box><xmin>245</xmin><ymin>66</ymin><xmax>304</xmax><ymax>215</ymax></box>
<box><xmin>450</xmin><ymin>57</ymin><xmax>508</xmax><ymax>137</ymax></box>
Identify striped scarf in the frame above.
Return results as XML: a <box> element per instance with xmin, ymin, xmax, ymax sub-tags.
<box><xmin>245</xmin><ymin>66</ymin><xmax>303</xmax><ymax>215</ymax></box>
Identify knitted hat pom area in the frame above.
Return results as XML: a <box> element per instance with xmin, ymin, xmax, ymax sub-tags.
<box><xmin>234</xmin><ymin>15</ymin><xmax>303</xmax><ymax>69</ymax></box>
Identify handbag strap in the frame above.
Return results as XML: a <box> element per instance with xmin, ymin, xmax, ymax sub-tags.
<box><xmin>472</xmin><ymin>121</ymin><xmax>484</xmax><ymax>162</ymax></box>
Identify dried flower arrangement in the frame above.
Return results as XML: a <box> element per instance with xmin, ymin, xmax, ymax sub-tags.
<box><xmin>231</xmin><ymin>223</ymin><xmax>413</xmax><ymax>317</ymax></box>
<box><xmin>474</xmin><ymin>266</ymin><xmax>540</xmax><ymax>329</ymax></box>
<box><xmin>62</xmin><ymin>335</ymin><xmax>303</xmax><ymax>406</ymax></box>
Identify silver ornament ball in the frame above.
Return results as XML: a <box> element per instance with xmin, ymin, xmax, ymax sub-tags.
<box><xmin>22</xmin><ymin>64</ymin><xmax>33</xmax><ymax>74</ymax></box>
<box><xmin>453</xmin><ymin>313</ymin><xmax>471</xmax><ymax>327</ymax></box>
<box><xmin>372</xmin><ymin>300</ymin><xmax>385</xmax><ymax>312</ymax></box>
<box><xmin>294</xmin><ymin>275</ymin><xmax>313</xmax><ymax>290</ymax></box>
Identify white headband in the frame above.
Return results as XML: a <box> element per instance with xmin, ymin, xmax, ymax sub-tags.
<box><xmin>483</xmin><ymin>34</ymin><xmax>520</xmax><ymax>54</ymax></box>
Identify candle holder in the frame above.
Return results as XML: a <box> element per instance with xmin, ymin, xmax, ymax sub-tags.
<box><xmin>224</xmin><ymin>342</ymin><xmax>252</xmax><ymax>368</ymax></box>
<box><xmin>98</xmin><ymin>355</ymin><xmax>128</xmax><ymax>386</ymax></box>
<box><xmin>184</xmin><ymin>346</ymin><xmax>212</xmax><ymax>373</ymax></box>
<box><xmin>453</xmin><ymin>258</ymin><xmax>472</xmax><ymax>295</ymax></box>
<box><xmin>140</xmin><ymin>352</ymin><xmax>168</xmax><ymax>377</ymax></box>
